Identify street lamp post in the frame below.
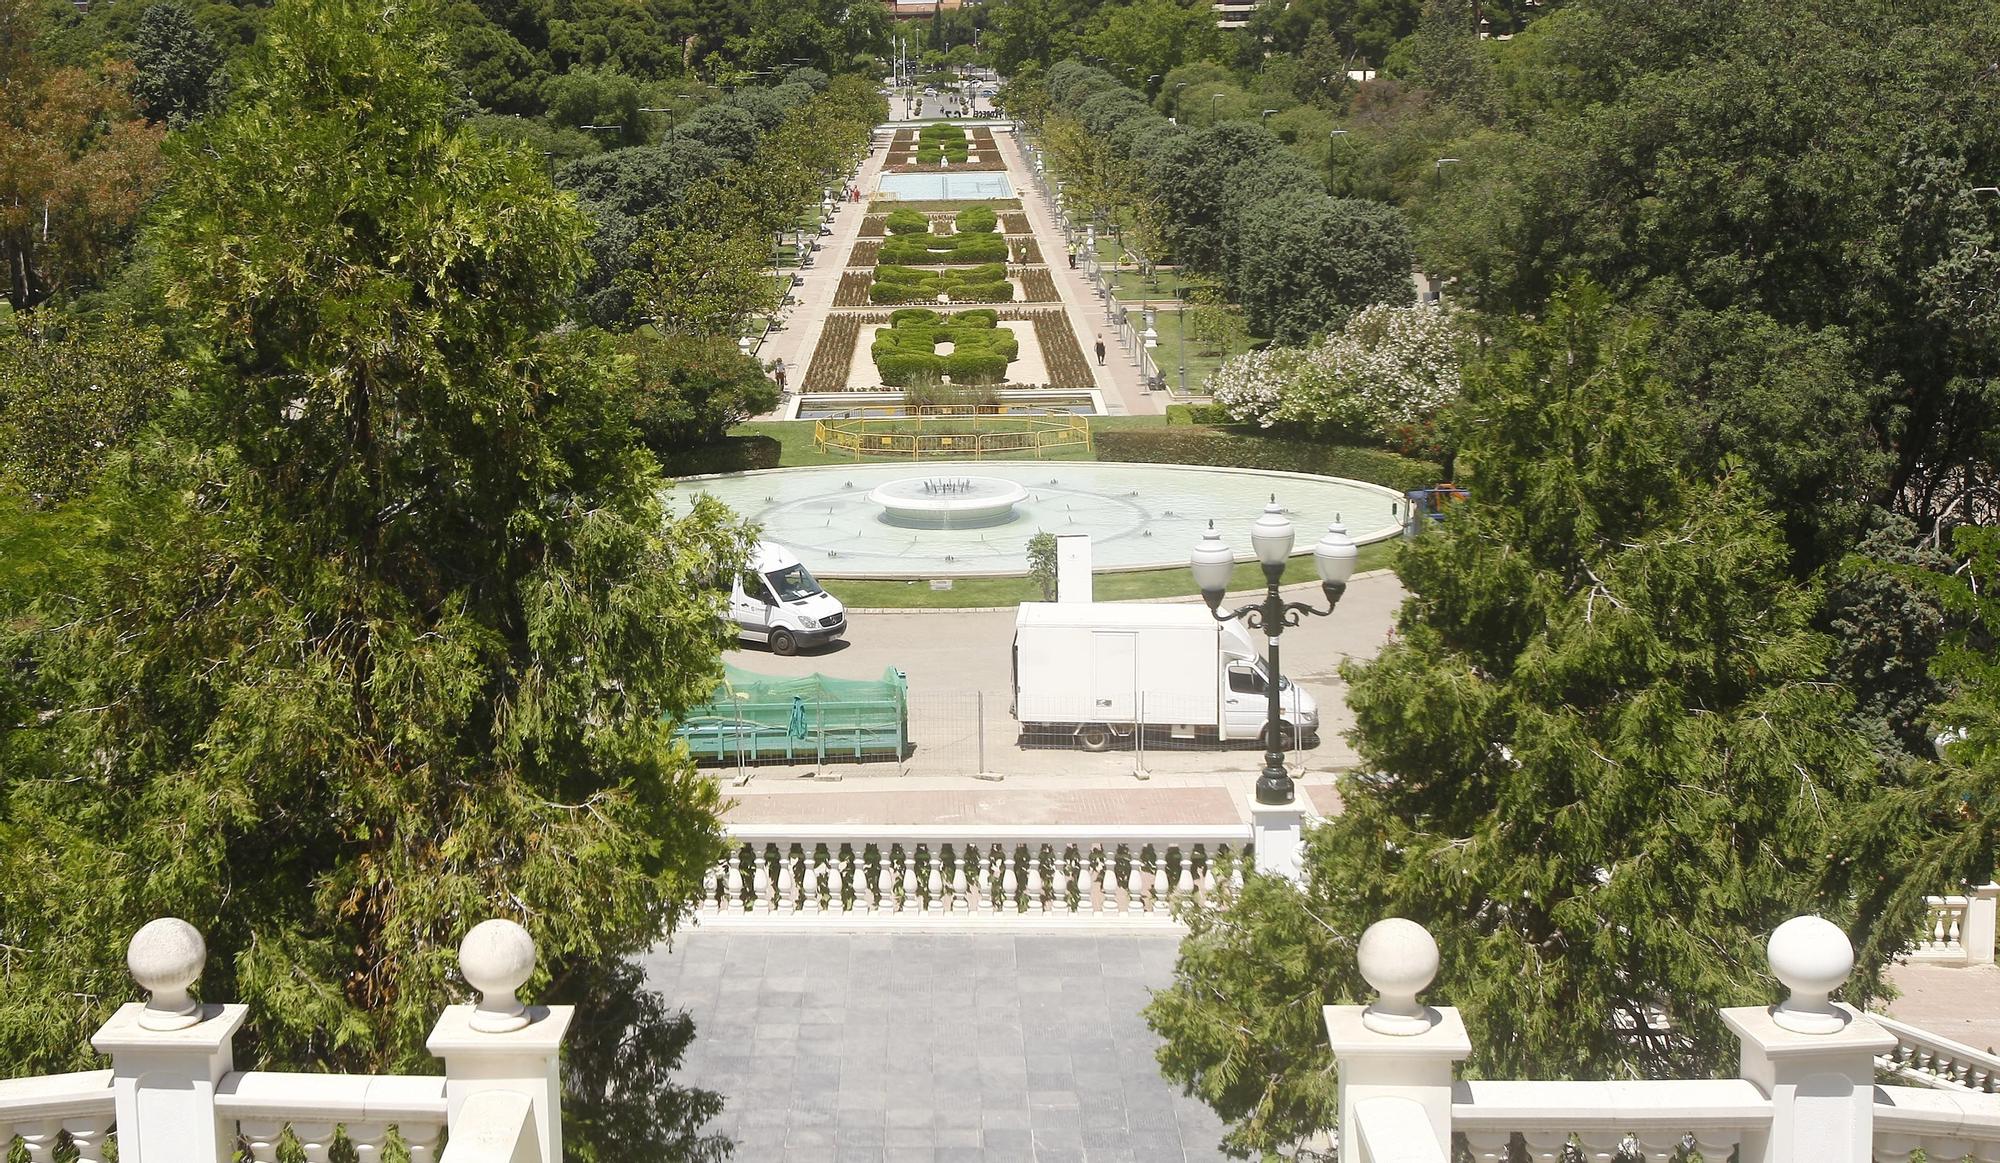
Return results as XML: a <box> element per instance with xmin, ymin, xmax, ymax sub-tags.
<box><xmin>1190</xmin><ymin>502</ymin><xmax>1357</xmax><ymax>805</ymax></box>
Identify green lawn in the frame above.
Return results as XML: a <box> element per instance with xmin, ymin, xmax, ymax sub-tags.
<box><xmin>1143</xmin><ymin>309</ymin><xmax>1256</xmax><ymax>396</ymax></box>
<box><xmin>829</xmin><ymin>539</ymin><xmax>1399</xmax><ymax>608</ymax></box>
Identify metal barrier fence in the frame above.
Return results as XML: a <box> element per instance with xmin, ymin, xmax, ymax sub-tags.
<box><xmin>687</xmin><ymin>689</ymin><xmax>1317</xmax><ymax>779</ymax></box>
<box><xmin>813</xmin><ymin>414</ymin><xmax>1093</xmax><ymax>459</ymax></box>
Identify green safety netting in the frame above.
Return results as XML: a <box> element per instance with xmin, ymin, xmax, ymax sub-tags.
<box><xmin>674</xmin><ymin>665</ymin><xmax>909</xmax><ymax>763</ymax></box>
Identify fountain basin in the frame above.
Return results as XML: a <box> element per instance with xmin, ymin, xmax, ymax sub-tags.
<box><xmin>869</xmin><ymin>476</ymin><xmax>1029</xmax><ymax>528</ymax></box>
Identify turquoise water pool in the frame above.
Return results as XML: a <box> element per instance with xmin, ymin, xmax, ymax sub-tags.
<box><xmin>671</xmin><ymin>462</ymin><xmax>1404</xmax><ymax>578</ymax></box>
<box><xmin>877</xmin><ymin>172</ymin><xmax>1017</xmax><ymax>201</ymax></box>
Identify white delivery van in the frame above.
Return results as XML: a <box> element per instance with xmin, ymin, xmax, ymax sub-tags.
<box><xmin>729</xmin><ymin>542</ymin><xmax>846</xmax><ymax>656</ymax></box>
<box><xmin>1011</xmin><ymin>602</ymin><xmax>1318</xmax><ymax>751</ymax></box>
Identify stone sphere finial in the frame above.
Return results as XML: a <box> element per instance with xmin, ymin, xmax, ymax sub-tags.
<box><xmin>1358</xmin><ymin>918</ymin><xmax>1440</xmax><ymax>1035</ymax></box>
<box><xmin>460</xmin><ymin>919</ymin><xmax>537</xmax><ymax>1033</ymax></box>
<box><xmin>128</xmin><ymin>917</ymin><xmax>206</xmax><ymax>1031</ymax></box>
<box><xmin>1769</xmin><ymin>915</ymin><xmax>1854</xmax><ymax>1034</ymax></box>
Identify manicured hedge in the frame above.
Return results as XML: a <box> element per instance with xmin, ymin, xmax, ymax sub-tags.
<box><xmin>1092</xmin><ymin>426</ymin><xmax>1442</xmax><ymax>493</ymax></box>
<box><xmin>1165</xmin><ymin>403</ymin><xmax>1233</xmax><ymax>425</ymax></box>
<box><xmin>955</xmin><ymin>205</ymin><xmax>998</xmax><ymax>233</ymax></box>
<box><xmin>870</xmin><ymin>309</ymin><xmax>1020</xmax><ymax>385</ymax></box>
<box><xmin>879</xmin><ymin>231</ymin><xmax>1008</xmax><ymax>265</ymax></box>
<box><xmin>885</xmin><ymin>208</ymin><xmax>930</xmax><ymax>235</ymax></box>
<box><xmin>868</xmin><ymin>264</ymin><xmax>1014</xmax><ymax>304</ymax></box>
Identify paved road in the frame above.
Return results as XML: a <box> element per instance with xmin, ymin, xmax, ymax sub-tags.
<box><xmin>722</xmin><ymin>571</ymin><xmax>1405</xmax><ymax>780</ymax></box>
<box><xmin>641</xmin><ymin>931</ymin><xmax>1236</xmax><ymax>1162</ymax></box>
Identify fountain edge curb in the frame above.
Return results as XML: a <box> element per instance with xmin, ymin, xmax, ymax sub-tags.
<box><xmin>842</xmin><ymin>567</ymin><xmax>1399</xmax><ymax>615</ymax></box>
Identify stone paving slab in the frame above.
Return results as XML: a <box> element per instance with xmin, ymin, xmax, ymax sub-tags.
<box><xmin>641</xmin><ymin>932</ymin><xmax>1232</xmax><ymax>1162</ymax></box>
<box><xmin>721</xmin><ymin>785</ymin><xmax>1249</xmax><ymax>827</ymax></box>
<box><xmin>1883</xmin><ymin>962</ymin><xmax>2000</xmax><ymax>1052</ymax></box>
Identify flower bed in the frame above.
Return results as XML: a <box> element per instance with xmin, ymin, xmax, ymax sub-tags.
<box><xmin>835</xmin><ymin>271</ymin><xmax>874</xmax><ymax>307</ymax></box>
<box><xmin>870</xmin><ymin>263</ymin><xmax>1012</xmax><ymax>305</ymax></box>
<box><xmin>870</xmin><ymin>308</ymin><xmax>1020</xmax><ymax>385</ymax></box>
<box><xmin>1009</xmin><ymin>237</ymin><xmax>1042</xmax><ymax>264</ymax></box>
<box><xmin>998</xmin><ymin>308</ymin><xmax>1093</xmax><ymax>389</ymax></box>
<box><xmin>859</xmin><ymin>215</ymin><xmax>887</xmax><ymax>238</ymax></box>
<box><xmin>879</xmin><ymin>231</ymin><xmax>1008</xmax><ymax>265</ymax></box>
<box><xmin>803</xmin><ymin>314</ymin><xmax>868</xmax><ymax>393</ymax></box>
<box><xmin>848</xmin><ymin>239</ymin><xmax>882</xmax><ymax>267</ymax></box>
<box><xmin>1016</xmin><ymin>267</ymin><xmax>1059</xmax><ymax>302</ymax></box>
<box><xmin>913</xmin><ymin>125</ymin><xmax>970</xmax><ymax>165</ymax></box>
<box><xmin>1000</xmin><ymin>212</ymin><xmax>1031</xmax><ymax>235</ymax></box>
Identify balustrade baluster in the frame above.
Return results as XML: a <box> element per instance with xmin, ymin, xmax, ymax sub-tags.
<box><xmin>1174</xmin><ymin>844</ymin><xmax>1196</xmax><ymax>902</ymax></box>
<box><xmin>297</xmin><ymin>1121</ymin><xmax>339</xmax><ymax>1162</ymax></box>
<box><xmin>776</xmin><ymin>844</ymin><xmax>797</xmax><ymax>914</ymax></box>
<box><xmin>753</xmin><ymin>844</ymin><xmax>773</xmax><ymax>914</ymax></box>
<box><xmin>401</xmin><ymin>1123</ymin><xmax>444</xmax><ymax>1163</ymax></box>
<box><xmin>1092</xmin><ymin>842</ymin><xmax>1112</xmax><ymax>916</ymax></box>
<box><xmin>900</xmin><ymin>844</ymin><xmax>917</xmax><ymax>912</ymax></box>
<box><xmin>725</xmin><ymin>846</ymin><xmax>744</xmax><ymax>914</ymax></box>
<box><xmin>1051</xmin><ymin>844</ymin><xmax>1070</xmax><ymax>917</ymax></box>
<box><xmin>867</xmin><ymin>845</ymin><xmax>886</xmax><ymax>913</ymax></box>
<box><xmin>347</xmin><ymin>1122</ymin><xmax>389</xmax><ymax>1163</ymax></box>
<box><xmin>1141</xmin><ymin>844</ymin><xmax>1161</xmax><ymax>913</ymax></box>
<box><xmin>1522</xmin><ymin>1129</ymin><xmax>1569</xmax><ymax>1163</ymax></box>
<box><xmin>1691</xmin><ymin>1132</ymin><xmax>1741</xmax><ymax>1163</ymax></box>
<box><xmin>66</xmin><ymin>1120</ymin><xmax>111</xmax><ymax>1163</ymax></box>
<box><xmin>1028</xmin><ymin>843</ymin><xmax>1048</xmax><ymax>915</ymax></box>
<box><xmin>17</xmin><ymin>1122</ymin><xmax>59</xmax><ymax>1163</ymax></box>
<box><xmin>1577</xmin><ymin>1129</ymin><xmax>1620</xmax><ymax>1163</ymax></box>
<box><xmin>1001</xmin><ymin>845</ymin><xmax>1019</xmax><ymax>915</ymax></box>
<box><xmin>925</xmin><ymin>844</ymin><xmax>944</xmax><ymax>913</ymax></box>
<box><xmin>804</xmin><ymin>845</ymin><xmax>825</xmax><ymax>916</ymax></box>
<box><xmin>951</xmin><ymin>843</ymin><xmax>971</xmax><ymax>913</ymax></box>
<box><xmin>241</xmin><ymin>1119</ymin><xmax>284</xmax><ymax>1162</ymax></box>
<box><xmin>1462</xmin><ymin>1130</ymin><xmax>1509</xmax><ymax>1163</ymax></box>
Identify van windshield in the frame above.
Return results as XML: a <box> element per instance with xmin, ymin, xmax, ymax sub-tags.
<box><xmin>765</xmin><ymin>563</ymin><xmax>824</xmax><ymax>603</ymax></box>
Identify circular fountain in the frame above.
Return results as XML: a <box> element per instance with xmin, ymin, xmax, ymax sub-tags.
<box><xmin>674</xmin><ymin>461</ymin><xmax>1405</xmax><ymax>578</ymax></box>
<box><xmin>868</xmin><ymin>475</ymin><xmax>1029</xmax><ymax>528</ymax></box>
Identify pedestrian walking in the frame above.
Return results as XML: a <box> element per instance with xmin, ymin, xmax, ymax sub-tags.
<box><xmin>1067</xmin><ymin>244</ymin><xmax>1078</xmax><ymax>270</ymax></box>
<box><xmin>774</xmin><ymin>361</ymin><xmax>788</xmax><ymax>394</ymax></box>
<box><xmin>1094</xmin><ymin>335</ymin><xmax>1106</xmax><ymax>366</ymax></box>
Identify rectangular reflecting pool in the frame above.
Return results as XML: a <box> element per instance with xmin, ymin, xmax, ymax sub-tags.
<box><xmin>877</xmin><ymin>172</ymin><xmax>1017</xmax><ymax>201</ymax></box>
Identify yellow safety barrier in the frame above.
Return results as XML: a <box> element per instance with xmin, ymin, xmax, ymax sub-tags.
<box><xmin>814</xmin><ymin>413</ymin><xmax>1092</xmax><ymax>459</ymax></box>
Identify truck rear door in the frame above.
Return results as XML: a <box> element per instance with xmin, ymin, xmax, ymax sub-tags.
<box><xmin>1091</xmin><ymin>631</ymin><xmax>1138</xmax><ymax>720</ymax></box>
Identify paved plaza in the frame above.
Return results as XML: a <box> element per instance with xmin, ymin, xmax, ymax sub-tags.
<box><xmin>640</xmin><ymin>932</ymin><xmax>1236</xmax><ymax>1162</ymax></box>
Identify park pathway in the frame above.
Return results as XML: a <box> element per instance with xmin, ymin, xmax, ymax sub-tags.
<box><xmin>990</xmin><ymin>128</ymin><xmax>1160</xmax><ymax>418</ymax></box>
<box><xmin>754</xmin><ymin>129</ymin><xmax>892</xmax><ymax>419</ymax></box>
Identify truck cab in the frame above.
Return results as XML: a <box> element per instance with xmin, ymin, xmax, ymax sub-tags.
<box><xmin>729</xmin><ymin>542</ymin><xmax>846</xmax><ymax>656</ymax></box>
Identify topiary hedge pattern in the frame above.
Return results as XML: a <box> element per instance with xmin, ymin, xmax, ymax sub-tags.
<box><xmin>885</xmin><ymin>208</ymin><xmax>930</xmax><ymax>235</ymax></box>
<box><xmin>869</xmin><ymin>263</ymin><xmax>1013</xmax><ymax>305</ymax></box>
<box><xmin>879</xmin><ymin>231</ymin><xmax>1008</xmax><ymax>265</ymax></box>
<box><xmin>914</xmin><ymin>125</ymin><xmax>971</xmax><ymax>165</ymax></box>
<box><xmin>954</xmin><ymin>205</ymin><xmax>998</xmax><ymax>233</ymax></box>
<box><xmin>1093</xmin><ymin>426</ymin><xmax>1442</xmax><ymax>493</ymax></box>
<box><xmin>870</xmin><ymin>308</ymin><xmax>1020</xmax><ymax>386</ymax></box>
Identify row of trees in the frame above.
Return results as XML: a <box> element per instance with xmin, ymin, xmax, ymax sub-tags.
<box><xmin>1120</xmin><ymin>0</ymin><xmax>2000</xmax><ymax>1157</ymax></box>
<box><xmin>1008</xmin><ymin>59</ymin><xmax>1418</xmax><ymax>344</ymax></box>
<box><xmin>1</xmin><ymin>0</ymin><xmax>881</xmax><ymax>1154</ymax></box>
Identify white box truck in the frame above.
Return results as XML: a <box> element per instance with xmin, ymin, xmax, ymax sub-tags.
<box><xmin>1011</xmin><ymin>602</ymin><xmax>1319</xmax><ymax>752</ymax></box>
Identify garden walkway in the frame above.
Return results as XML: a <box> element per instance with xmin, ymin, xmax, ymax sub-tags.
<box><xmin>640</xmin><ymin>931</ymin><xmax>1234</xmax><ymax>1162</ymax></box>
<box><xmin>754</xmin><ymin>130</ymin><xmax>892</xmax><ymax>417</ymax></box>
<box><xmin>989</xmin><ymin>128</ymin><xmax>1161</xmax><ymax>418</ymax></box>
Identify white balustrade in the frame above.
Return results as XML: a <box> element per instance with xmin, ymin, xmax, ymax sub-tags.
<box><xmin>1874</xmin><ymin>1013</ymin><xmax>2000</xmax><ymax>1093</ymax></box>
<box><xmin>1911</xmin><ymin>885</ymin><xmax>1999</xmax><ymax>966</ymax></box>
<box><xmin>1453</xmin><ymin>1079</ymin><xmax>1770</xmax><ymax>1163</ymax></box>
<box><xmin>0</xmin><ymin>916</ymin><xmax>571</xmax><ymax>1163</ymax></box>
<box><xmin>0</xmin><ymin>1069</ymin><xmax>116</xmax><ymax>1162</ymax></box>
<box><xmin>1875</xmin><ymin>1084</ymin><xmax>2000</xmax><ymax>1162</ymax></box>
<box><xmin>697</xmin><ymin>824</ymin><xmax>1252</xmax><ymax>925</ymax></box>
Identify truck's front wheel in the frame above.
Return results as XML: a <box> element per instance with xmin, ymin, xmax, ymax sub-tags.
<box><xmin>1076</xmin><ymin>724</ymin><xmax>1114</xmax><ymax>752</ymax></box>
<box><xmin>770</xmin><ymin>629</ymin><xmax>798</xmax><ymax>656</ymax></box>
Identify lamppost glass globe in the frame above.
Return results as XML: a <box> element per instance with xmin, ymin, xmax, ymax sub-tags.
<box><xmin>1190</xmin><ymin>522</ymin><xmax>1236</xmax><ymax>608</ymax></box>
<box><xmin>1250</xmin><ymin>496</ymin><xmax>1294</xmax><ymax>569</ymax></box>
<box><xmin>1314</xmin><ymin>519</ymin><xmax>1358</xmax><ymax>587</ymax></box>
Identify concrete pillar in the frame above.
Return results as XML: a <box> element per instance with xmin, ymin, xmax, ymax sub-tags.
<box><xmin>428</xmin><ymin>920</ymin><xmax>574</xmax><ymax>1163</ymax></box>
<box><xmin>90</xmin><ymin>918</ymin><xmax>245</xmax><ymax>1163</ymax></box>
<box><xmin>1324</xmin><ymin>918</ymin><xmax>1470</xmax><ymax>1163</ymax></box>
<box><xmin>1723</xmin><ymin>916</ymin><xmax>1896</xmax><ymax>1163</ymax></box>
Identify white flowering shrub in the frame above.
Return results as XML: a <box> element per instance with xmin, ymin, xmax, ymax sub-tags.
<box><xmin>1207</xmin><ymin>346</ymin><xmax>1306</xmax><ymax>429</ymax></box>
